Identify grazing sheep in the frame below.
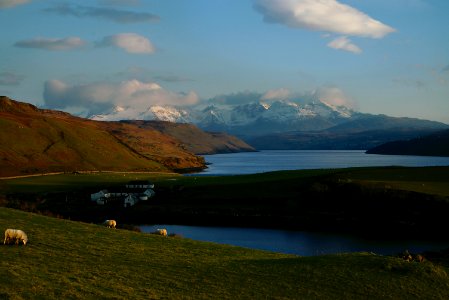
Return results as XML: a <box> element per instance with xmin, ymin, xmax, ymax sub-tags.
<box><xmin>400</xmin><ymin>250</ymin><xmax>413</xmax><ymax>262</ymax></box>
<box><xmin>154</xmin><ymin>228</ymin><xmax>167</xmax><ymax>236</ymax></box>
<box><xmin>103</xmin><ymin>220</ymin><xmax>117</xmax><ymax>229</ymax></box>
<box><xmin>414</xmin><ymin>254</ymin><xmax>425</xmax><ymax>263</ymax></box>
<box><xmin>4</xmin><ymin>229</ymin><xmax>28</xmax><ymax>245</ymax></box>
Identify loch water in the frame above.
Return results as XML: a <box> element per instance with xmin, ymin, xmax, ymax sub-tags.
<box><xmin>144</xmin><ymin>150</ymin><xmax>449</xmax><ymax>256</ymax></box>
<box><xmin>196</xmin><ymin>150</ymin><xmax>449</xmax><ymax>175</ymax></box>
<box><xmin>140</xmin><ymin>225</ymin><xmax>449</xmax><ymax>256</ymax></box>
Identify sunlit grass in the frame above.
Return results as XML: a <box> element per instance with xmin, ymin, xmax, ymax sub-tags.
<box><xmin>1</xmin><ymin>207</ymin><xmax>449</xmax><ymax>299</ymax></box>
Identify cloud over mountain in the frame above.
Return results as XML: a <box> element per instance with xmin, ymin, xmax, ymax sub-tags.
<box><xmin>314</xmin><ymin>86</ymin><xmax>356</xmax><ymax>109</ymax></box>
<box><xmin>207</xmin><ymin>86</ymin><xmax>356</xmax><ymax>110</ymax></box>
<box><xmin>14</xmin><ymin>37</ymin><xmax>85</xmax><ymax>51</ymax></box>
<box><xmin>261</xmin><ymin>88</ymin><xmax>291</xmax><ymax>101</ymax></box>
<box><xmin>44</xmin><ymin>3</ymin><xmax>159</xmax><ymax>24</ymax></box>
<box><xmin>97</xmin><ymin>33</ymin><xmax>155</xmax><ymax>54</ymax></box>
<box><xmin>208</xmin><ymin>91</ymin><xmax>263</xmax><ymax>106</ymax></box>
<box><xmin>43</xmin><ymin>79</ymin><xmax>199</xmax><ymax>115</ymax></box>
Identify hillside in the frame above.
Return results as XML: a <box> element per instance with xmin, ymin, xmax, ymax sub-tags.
<box><xmin>246</xmin><ymin>114</ymin><xmax>449</xmax><ymax>150</ymax></box>
<box><xmin>121</xmin><ymin>120</ymin><xmax>255</xmax><ymax>155</ymax></box>
<box><xmin>2</xmin><ymin>207</ymin><xmax>449</xmax><ymax>299</ymax></box>
<box><xmin>246</xmin><ymin>128</ymin><xmax>442</xmax><ymax>150</ymax></box>
<box><xmin>0</xmin><ymin>96</ymin><xmax>206</xmax><ymax>177</ymax></box>
<box><xmin>366</xmin><ymin>129</ymin><xmax>449</xmax><ymax>156</ymax></box>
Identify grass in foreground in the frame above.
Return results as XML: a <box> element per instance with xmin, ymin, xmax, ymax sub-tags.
<box><xmin>1</xmin><ymin>207</ymin><xmax>449</xmax><ymax>299</ymax></box>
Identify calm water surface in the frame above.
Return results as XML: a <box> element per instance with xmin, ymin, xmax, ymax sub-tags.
<box><xmin>141</xmin><ymin>225</ymin><xmax>449</xmax><ymax>256</ymax></box>
<box><xmin>170</xmin><ymin>151</ymin><xmax>449</xmax><ymax>255</ymax></box>
<box><xmin>196</xmin><ymin>150</ymin><xmax>449</xmax><ymax>175</ymax></box>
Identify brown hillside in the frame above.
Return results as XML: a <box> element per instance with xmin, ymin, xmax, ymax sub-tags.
<box><xmin>0</xmin><ymin>96</ymin><xmax>205</xmax><ymax>177</ymax></box>
<box><xmin>122</xmin><ymin>120</ymin><xmax>256</xmax><ymax>154</ymax></box>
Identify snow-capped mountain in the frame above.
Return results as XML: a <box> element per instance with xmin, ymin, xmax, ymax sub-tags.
<box><xmin>91</xmin><ymin>99</ymin><xmax>354</xmax><ymax>136</ymax></box>
<box><xmin>92</xmin><ymin>105</ymin><xmax>193</xmax><ymax>123</ymax></box>
<box><xmin>91</xmin><ymin>97</ymin><xmax>449</xmax><ymax>150</ymax></box>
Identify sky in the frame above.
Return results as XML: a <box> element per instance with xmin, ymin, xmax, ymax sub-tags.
<box><xmin>1</xmin><ymin>0</ymin><xmax>448</xmax><ymax>123</ymax></box>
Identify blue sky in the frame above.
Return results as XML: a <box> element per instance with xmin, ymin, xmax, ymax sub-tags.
<box><xmin>1</xmin><ymin>0</ymin><xmax>448</xmax><ymax>123</ymax></box>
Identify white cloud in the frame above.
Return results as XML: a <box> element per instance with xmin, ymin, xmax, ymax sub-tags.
<box><xmin>254</xmin><ymin>0</ymin><xmax>395</xmax><ymax>38</ymax></box>
<box><xmin>14</xmin><ymin>37</ymin><xmax>86</xmax><ymax>51</ymax></box>
<box><xmin>0</xmin><ymin>0</ymin><xmax>30</xmax><ymax>8</ymax></box>
<box><xmin>261</xmin><ymin>88</ymin><xmax>291</xmax><ymax>100</ymax></box>
<box><xmin>207</xmin><ymin>86</ymin><xmax>357</xmax><ymax>110</ymax></box>
<box><xmin>254</xmin><ymin>0</ymin><xmax>395</xmax><ymax>54</ymax></box>
<box><xmin>43</xmin><ymin>79</ymin><xmax>199</xmax><ymax>115</ymax></box>
<box><xmin>98</xmin><ymin>33</ymin><xmax>155</xmax><ymax>54</ymax></box>
<box><xmin>327</xmin><ymin>36</ymin><xmax>362</xmax><ymax>54</ymax></box>
<box><xmin>313</xmin><ymin>86</ymin><xmax>356</xmax><ymax>108</ymax></box>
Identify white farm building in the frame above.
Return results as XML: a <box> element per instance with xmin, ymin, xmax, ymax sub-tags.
<box><xmin>90</xmin><ymin>180</ymin><xmax>155</xmax><ymax>207</ymax></box>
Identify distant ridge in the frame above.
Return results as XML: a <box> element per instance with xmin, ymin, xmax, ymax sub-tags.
<box><xmin>366</xmin><ymin>129</ymin><xmax>449</xmax><ymax>157</ymax></box>
<box><xmin>121</xmin><ymin>120</ymin><xmax>255</xmax><ymax>155</ymax></box>
<box><xmin>0</xmin><ymin>96</ymin><xmax>39</xmax><ymax>113</ymax></box>
<box><xmin>0</xmin><ymin>96</ymin><xmax>250</xmax><ymax>176</ymax></box>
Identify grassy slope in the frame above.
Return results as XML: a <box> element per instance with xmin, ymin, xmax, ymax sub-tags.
<box><xmin>336</xmin><ymin>166</ymin><xmax>449</xmax><ymax>197</ymax></box>
<box><xmin>1</xmin><ymin>207</ymin><xmax>449</xmax><ymax>299</ymax></box>
<box><xmin>122</xmin><ymin>120</ymin><xmax>256</xmax><ymax>155</ymax></box>
<box><xmin>0</xmin><ymin>97</ymin><xmax>205</xmax><ymax>177</ymax></box>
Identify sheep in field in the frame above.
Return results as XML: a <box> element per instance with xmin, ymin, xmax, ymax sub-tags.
<box><xmin>4</xmin><ymin>229</ymin><xmax>28</xmax><ymax>245</ymax></box>
<box><xmin>153</xmin><ymin>228</ymin><xmax>168</xmax><ymax>236</ymax></box>
<box><xmin>103</xmin><ymin>220</ymin><xmax>117</xmax><ymax>229</ymax></box>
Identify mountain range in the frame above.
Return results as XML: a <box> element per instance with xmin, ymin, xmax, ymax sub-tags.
<box><xmin>0</xmin><ymin>96</ymin><xmax>253</xmax><ymax>177</ymax></box>
<box><xmin>92</xmin><ymin>98</ymin><xmax>449</xmax><ymax>150</ymax></box>
<box><xmin>92</xmin><ymin>99</ymin><xmax>353</xmax><ymax>135</ymax></box>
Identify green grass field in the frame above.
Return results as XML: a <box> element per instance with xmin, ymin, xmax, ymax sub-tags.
<box><xmin>1</xmin><ymin>207</ymin><xmax>449</xmax><ymax>299</ymax></box>
<box><xmin>1</xmin><ymin>166</ymin><xmax>449</xmax><ymax>238</ymax></box>
<box><xmin>336</xmin><ymin>166</ymin><xmax>449</xmax><ymax>197</ymax></box>
<box><xmin>0</xmin><ymin>172</ymin><xmax>180</xmax><ymax>195</ymax></box>
<box><xmin>2</xmin><ymin>166</ymin><xmax>449</xmax><ymax>196</ymax></box>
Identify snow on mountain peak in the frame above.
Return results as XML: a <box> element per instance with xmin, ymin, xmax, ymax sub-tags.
<box><xmin>144</xmin><ymin>106</ymin><xmax>190</xmax><ymax>123</ymax></box>
<box><xmin>317</xmin><ymin>99</ymin><xmax>353</xmax><ymax>118</ymax></box>
<box><xmin>261</xmin><ymin>102</ymin><xmax>270</xmax><ymax>109</ymax></box>
<box><xmin>90</xmin><ymin>97</ymin><xmax>355</xmax><ymax>134</ymax></box>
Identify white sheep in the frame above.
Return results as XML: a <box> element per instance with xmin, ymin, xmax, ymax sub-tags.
<box><xmin>4</xmin><ymin>229</ymin><xmax>28</xmax><ymax>245</ymax></box>
<box><xmin>103</xmin><ymin>220</ymin><xmax>117</xmax><ymax>229</ymax></box>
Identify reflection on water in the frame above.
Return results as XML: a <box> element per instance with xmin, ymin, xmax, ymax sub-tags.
<box><xmin>195</xmin><ymin>150</ymin><xmax>449</xmax><ymax>175</ymax></box>
<box><xmin>140</xmin><ymin>225</ymin><xmax>449</xmax><ymax>256</ymax></box>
